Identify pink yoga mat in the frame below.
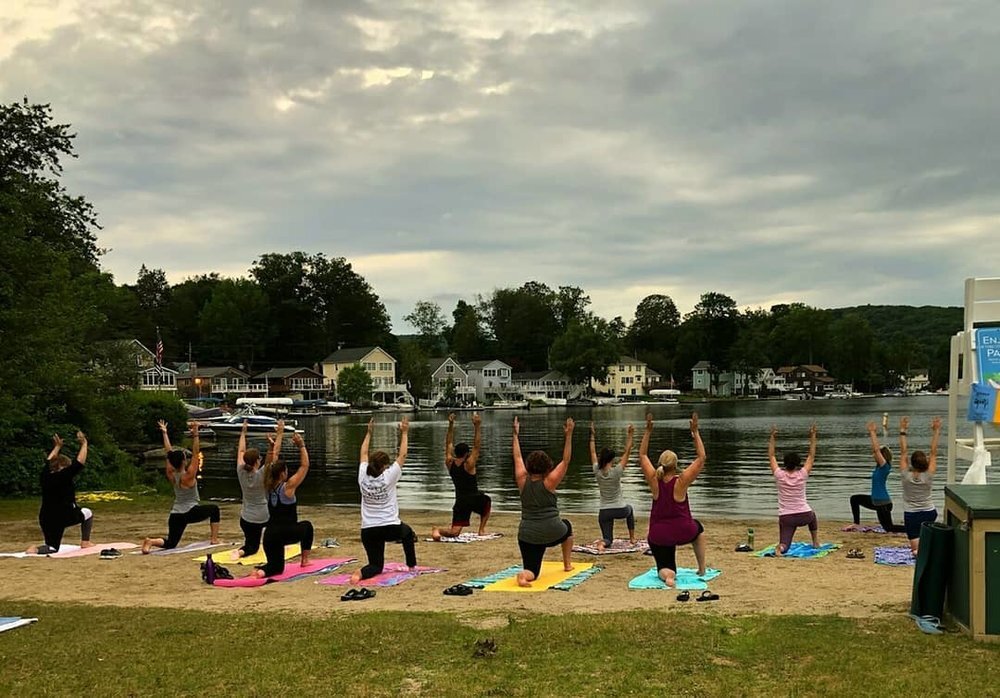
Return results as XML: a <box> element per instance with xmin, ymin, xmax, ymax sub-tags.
<box><xmin>319</xmin><ymin>562</ymin><xmax>446</xmax><ymax>587</ymax></box>
<box><xmin>50</xmin><ymin>542</ymin><xmax>138</xmax><ymax>558</ymax></box>
<box><xmin>213</xmin><ymin>557</ymin><xmax>355</xmax><ymax>588</ymax></box>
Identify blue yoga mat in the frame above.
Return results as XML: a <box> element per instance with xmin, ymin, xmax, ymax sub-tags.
<box><xmin>754</xmin><ymin>542</ymin><xmax>839</xmax><ymax>559</ymax></box>
<box><xmin>628</xmin><ymin>567</ymin><xmax>721</xmax><ymax>590</ymax></box>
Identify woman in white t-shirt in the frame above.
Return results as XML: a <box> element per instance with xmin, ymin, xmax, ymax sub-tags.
<box><xmin>350</xmin><ymin>417</ymin><xmax>416</xmax><ymax>584</ymax></box>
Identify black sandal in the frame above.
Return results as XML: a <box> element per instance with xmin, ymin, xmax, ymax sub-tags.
<box><xmin>696</xmin><ymin>590</ymin><xmax>720</xmax><ymax>602</ymax></box>
<box><xmin>676</xmin><ymin>590</ymin><xmax>691</xmax><ymax>602</ymax></box>
<box><xmin>444</xmin><ymin>584</ymin><xmax>473</xmax><ymax>596</ymax></box>
<box><xmin>340</xmin><ymin>588</ymin><xmax>361</xmax><ymax>601</ymax></box>
<box><xmin>356</xmin><ymin>587</ymin><xmax>376</xmax><ymax>600</ymax></box>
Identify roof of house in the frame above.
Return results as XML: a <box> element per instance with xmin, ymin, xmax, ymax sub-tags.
<box><xmin>465</xmin><ymin>359</ymin><xmax>511</xmax><ymax>370</ymax></box>
<box><xmin>692</xmin><ymin>360</ymin><xmax>713</xmax><ymax>370</ymax></box>
<box><xmin>427</xmin><ymin>357</ymin><xmax>465</xmax><ymax>374</ymax></box>
<box><xmin>512</xmin><ymin>370</ymin><xmax>565</xmax><ymax>382</ymax></box>
<box><xmin>802</xmin><ymin>364</ymin><xmax>828</xmax><ymax>373</ymax></box>
<box><xmin>178</xmin><ymin>366</ymin><xmax>249</xmax><ymax>379</ymax></box>
<box><xmin>646</xmin><ymin>369</ymin><xmax>662</xmax><ymax>378</ymax></box>
<box><xmin>321</xmin><ymin>346</ymin><xmax>395</xmax><ymax>364</ymax></box>
<box><xmin>617</xmin><ymin>356</ymin><xmax>647</xmax><ymax>366</ymax></box>
<box><xmin>254</xmin><ymin>367</ymin><xmax>323</xmax><ymax>379</ymax></box>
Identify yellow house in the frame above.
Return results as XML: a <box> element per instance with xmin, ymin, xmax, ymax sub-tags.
<box><xmin>320</xmin><ymin>346</ymin><xmax>412</xmax><ymax>404</ymax></box>
<box><xmin>591</xmin><ymin>356</ymin><xmax>651</xmax><ymax>397</ymax></box>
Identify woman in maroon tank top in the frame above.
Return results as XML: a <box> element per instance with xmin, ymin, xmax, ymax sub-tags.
<box><xmin>639</xmin><ymin>412</ymin><xmax>707</xmax><ymax>586</ymax></box>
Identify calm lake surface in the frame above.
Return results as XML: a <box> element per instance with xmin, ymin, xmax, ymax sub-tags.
<box><xmin>198</xmin><ymin>396</ymin><xmax>993</xmax><ymax>519</ymax></box>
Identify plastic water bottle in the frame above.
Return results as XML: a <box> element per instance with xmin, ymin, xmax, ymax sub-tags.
<box><xmin>204</xmin><ymin>553</ymin><xmax>216</xmax><ymax>584</ymax></box>
<box><xmin>747</xmin><ymin>528</ymin><xmax>755</xmax><ymax>550</ymax></box>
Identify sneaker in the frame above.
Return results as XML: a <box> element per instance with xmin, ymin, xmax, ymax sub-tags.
<box><xmin>99</xmin><ymin>548</ymin><xmax>122</xmax><ymax>560</ymax></box>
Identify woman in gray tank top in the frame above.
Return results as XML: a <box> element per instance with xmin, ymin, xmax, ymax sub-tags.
<box><xmin>234</xmin><ymin>419</ymin><xmax>273</xmax><ymax>559</ymax></box>
<box><xmin>898</xmin><ymin>415</ymin><xmax>942</xmax><ymax>554</ymax></box>
<box><xmin>513</xmin><ymin>416</ymin><xmax>575</xmax><ymax>587</ymax></box>
<box><xmin>589</xmin><ymin>421</ymin><xmax>636</xmax><ymax>550</ymax></box>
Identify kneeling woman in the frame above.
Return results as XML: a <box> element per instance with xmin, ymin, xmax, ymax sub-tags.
<box><xmin>27</xmin><ymin>432</ymin><xmax>94</xmax><ymax>554</ymax></box>
<box><xmin>767</xmin><ymin>423</ymin><xmax>820</xmax><ymax>555</ymax></box>
<box><xmin>589</xmin><ymin>421</ymin><xmax>636</xmax><ymax>551</ymax></box>
<box><xmin>351</xmin><ymin>418</ymin><xmax>417</xmax><ymax>584</ymax></box>
<box><xmin>513</xmin><ymin>416</ymin><xmax>576</xmax><ymax>587</ymax></box>
<box><xmin>252</xmin><ymin>431</ymin><xmax>313</xmax><ymax>578</ymax></box>
<box><xmin>142</xmin><ymin>421</ymin><xmax>220</xmax><ymax>553</ymax></box>
<box><xmin>639</xmin><ymin>413</ymin><xmax>707</xmax><ymax>586</ymax></box>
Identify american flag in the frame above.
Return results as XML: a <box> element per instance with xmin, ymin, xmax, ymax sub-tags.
<box><xmin>155</xmin><ymin>327</ymin><xmax>164</xmax><ymax>367</ymax></box>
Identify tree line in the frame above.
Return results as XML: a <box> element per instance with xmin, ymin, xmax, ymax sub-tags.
<box><xmin>0</xmin><ymin>99</ymin><xmax>961</xmax><ymax>493</ymax></box>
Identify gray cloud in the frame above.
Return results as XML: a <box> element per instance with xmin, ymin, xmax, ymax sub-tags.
<box><xmin>2</xmin><ymin>0</ymin><xmax>997</xmax><ymax>331</ymax></box>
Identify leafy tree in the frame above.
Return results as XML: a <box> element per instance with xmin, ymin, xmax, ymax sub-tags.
<box><xmin>450</xmin><ymin>300</ymin><xmax>488</xmax><ymax>362</ymax></box>
<box><xmin>404</xmin><ymin>300</ymin><xmax>447</xmax><ymax>355</ymax></box>
<box><xmin>482</xmin><ymin>281</ymin><xmax>559</xmax><ymax>370</ymax></box>
<box><xmin>164</xmin><ymin>274</ymin><xmax>220</xmax><ymax>363</ymax></box>
<box><xmin>828</xmin><ymin>313</ymin><xmax>874</xmax><ymax>387</ymax></box>
<box><xmin>676</xmin><ymin>292</ymin><xmax>739</xmax><ymax>379</ymax></box>
<box><xmin>770</xmin><ymin>304</ymin><xmax>829</xmax><ymax>367</ymax></box>
<box><xmin>554</xmin><ymin>286</ymin><xmax>591</xmax><ymax>331</ymax></box>
<box><xmin>337</xmin><ymin>364</ymin><xmax>373</xmax><ymax>405</ymax></box>
<box><xmin>397</xmin><ymin>342</ymin><xmax>433</xmax><ymax>399</ymax></box>
<box><xmin>197</xmin><ymin>278</ymin><xmax>272</xmax><ymax>370</ymax></box>
<box><xmin>729</xmin><ymin>309</ymin><xmax>772</xmax><ymax>395</ymax></box>
<box><xmin>550</xmin><ymin>317</ymin><xmax>622</xmax><ymax>385</ymax></box>
<box><xmin>250</xmin><ymin>252</ymin><xmax>321</xmax><ymax>364</ymax></box>
<box><xmin>308</xmin><ymin>254</ymin><xmax>392</xmax><ymax>353</ymax></box>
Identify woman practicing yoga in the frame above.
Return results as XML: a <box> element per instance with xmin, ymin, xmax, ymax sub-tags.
<box><xmin>142</xmin><ymin>421</ymin><xmax>221</xmax><ymax>553</ymax></box>
<box><xmin>589</xmin><ymin>421</ymin><xmax>636</xmax><ymax>551</ymax></box>
<box><xmin>513</xmin><ymin>416</ymin><xmax>576</xmax><ymax>587</ymax></box>
<box><xmin>234</xmin><ymin>419</ymin><xmax>273</xmax><ymax>558</ymax></box>
<box><xmin>251</xmin><ymin>426</ymin><xmax>313</xmax><ymax>578</ymax></box>
<box><xmin>898</xmin><ymin>415</ymin><xmax>941</xmax><ymax>554</ymax></box>
<box><xmin>848</xmin><ymin>422</ymin><xmax>905</xmax><ymax>532</ymax></box>
<box><xmin>768</xmin><ymin>423</ymin><xmax>819</xmax><ymax>555</ymax></box>
<box><xmin>26</xmin><ymin>432</ymin><xmax>94</xmax><ymax>555</ymax></box>
<box><xmin>639</xmin><ymin>413</ymin><xmax>707</xmax><ymax>585</ymax></box>
<box><xmin>351</xmin><ymin>418</ymin><xmax>417</xmax><ymax>584</ymax></box>
<box><xmin>431</xmin><ymin>412</ymin><xmax>491</xmax><ymax>540</ymax></box>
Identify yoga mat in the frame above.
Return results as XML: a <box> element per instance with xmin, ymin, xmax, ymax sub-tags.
<box><xmin>50</xmin><ymin>543</ymin><xmax>137</xmax><ymax>558</ymax></box>
<box><xmin>0</xmin><ymin>545</ymin><xmax>82</xmax><ymax>558</ymax></box>
<box><xmin>143</xmin><ymin>541</ymin><xmax>230</xmax><ymax>556</ymax></box>
<box><xmin>572</xmin><ymin>539</ymin><xmax>649</xmax><ymax>555</ymax></box>
<box><xmin>482</xmin><ymin>562</ymin><xmax>595</xmax><ymax>593</ymax></box>
<box><xmin>628</xmin><ymin>567</ymin><xmax>722</xmax><ymax>591</ymax></box>
<box><xmin>841</xmin><ymin>525</ymin><xmax>899</xmax><ymax>534</ymax></box>
<box><xmin>754</xmin><ymin>542</ymin><xmax>840</xmax><ymax>559</ymax></box>
<box><xmin>463</xmin><ymin>565</ymin><xmax>521</xmax><ymax>589</ymax></box>
<box><xmin>319</xmin><ymin>562</ymin><xmax>446</xmax><ymax>587</ymax></box>
<box><xmin>195</xmin><ymin>545</ymin><xmax>301</xmax><ymax>566</ymax></box>
<box><xmin>213</xmin><ymin>557</ymin><xmax>354</xmax><ymax>588</ymax></box>
<box><xmin>910</xmin><ymin>522</ymin><xmax>953</xmax><ymax>619</ymax></box>
<box><xmin>550</xmin><ymin>565</ymin><xmax>604</xmax><ymax>591</ymax></box>
<box><xmin>0</xmin><ymin>617</ymin><xmax>38</xmax><ymax>633</ymax></box>
<box><xmin>875</xmin><ymin>546</ymin><xmax>915</xmax><ymax>566</ymax></box>
<box><xmin>424</xmin><ymin>532</ymin><xmax>504</xmax><ymax>543</ymax></box>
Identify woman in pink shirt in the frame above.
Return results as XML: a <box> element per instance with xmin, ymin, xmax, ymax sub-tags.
<box><xmin>767</xmin><ymin>424</ymin><xmax>819</xmax><ymax>556</ymax></box>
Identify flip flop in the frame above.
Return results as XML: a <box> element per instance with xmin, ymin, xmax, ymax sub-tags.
<box><xmin>846</xmin><ymin>548</ymin><xmax>866</xmax><ymax>559</ymax></box>
<box><xmin>340</xmin><ymin>588</ymin><xmax>361</xmax><ymax>601</ymax></box>
<box><xmin>356</xmin><ymin>587</ymin><xmax>376</xmax><ymax>601</ymax></box>
<box><xmin>676</xmin><ymin>590</ymin><xmax>691</xmax><ymax>602</ymax></box>
<box><xmin>734</xmin><ymin>543</ymin><xmax>752</xmax><ymax>553</ymax></box>
<box><xmin>443</xmin><ymin>584</ymin><xmax>474</xmax><ymax>596</ymax></box>
<box><xmin>695</xmin><ymin>590</ymin><xmax>720</xmax><ymax>602</ymax></box>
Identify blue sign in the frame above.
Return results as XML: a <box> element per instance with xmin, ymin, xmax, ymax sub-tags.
<box><xmin>968</xmin><ymin>382</ymin><xmax>999</xmax><ymax>423</ymax></box>
<box><xmin>978</xmin><ymin>328</ymin><xmax>1000</xmax><ymax>386</ymax></box>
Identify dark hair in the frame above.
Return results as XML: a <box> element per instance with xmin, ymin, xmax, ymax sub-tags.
<box><xmin>264</xmin><ymin>459</ymin><xmax>287</xmax><ymax>492</ymax></box>
<box><xmin>598</xmin><ymin>447</ymin><xmax>616</xmax><ymax>469</ymax></box>
<box><xmin>454</xmin><ymin>443</ymin><xmax>470</xmax><ymax>459</ymax></box>
<box><xmin>166</xmin><ymin>449</ymin><xmax>186</xmax><ymax>468</ymax></box>
<box><xmin>48</xmin><ymin>454</ymin><xmax>71</xmax><ymax>472</ymax></box>
<box><xmin>782</xmin><ymin>452</ymin><xmax>802</xmax><ymax>471</ymax></box>
<box><xmin>911</xmin><ymin>451</ymin><xmax>929</xmax><ymax>472</ymax></box>
<box><xmin>879</xmin><ymin>446</ymin><xmax>892</xmax><ymax>464</ymax></box>
<box><xmin>242</xmin><ymin>448</ymin><xmax>260</xmax><ymax>471</ymax></box>
<box><xmin>367</xmin><ymin>450</ymin><xmax>391</xmax><ymax>478</ymax></box>
<box><xmin>526</xmin><ymin>450</ymin><xmax>554</xmax><ymax>475</ymax></box>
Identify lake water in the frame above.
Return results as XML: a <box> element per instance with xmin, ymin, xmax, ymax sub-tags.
<box><xmin>197</xmin><ymin>396</ymin><xmax>992</xmax><ymax>519</ymax></box>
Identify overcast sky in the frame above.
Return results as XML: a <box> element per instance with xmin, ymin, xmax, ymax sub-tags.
<box><xmin>3</xmin><ymin>1</ymin><xmax>998</xmax><ymax>331</ymax></box>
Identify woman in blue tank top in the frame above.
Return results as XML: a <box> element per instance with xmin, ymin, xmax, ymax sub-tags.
<box><xmin>252</xmin><ymin>428</ymin><xmax>313</xmax><ymax>578</ymax></box>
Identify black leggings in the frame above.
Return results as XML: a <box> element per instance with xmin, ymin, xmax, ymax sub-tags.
<box><xmin>38</xmin><ymin>506</ymin><xmax>93</xmax><ymax>553</ymax></box>
<box><xmin>850</xmin><ymin>495</ymin><xmax>905</xmax><ymax>532</ymax></box>
<box><xmin>239</xmin><ymin>518</ymin><xmax>267</xmax><ymax>556</ymax></box>
<box><xmin>518</xmin><ymin>519</ymin><xmax>573</xmax><ymax>578</ymax></box>
<box><xmin>360</xmin><ymin>523</ymin><xmax>417</xmax><ymax>579</ymax></box>
<box><xmin>648</xmin><ymin>520</ymin><xmax>705</xmax><ymax>573</ymax></box>
<box><xmin>260</xmin><ymin>520</ymin><xmax>314</xmax><ymax>577</ymax></box>
<box><xmin>598</xmin><ymin>505</ymin><xmax>635</xmax><ymax>545</ymax></box>
<box><xmin>163</xmin><ymin>504</ymin><xmax>220</xmax><ymax>549</ymax></box>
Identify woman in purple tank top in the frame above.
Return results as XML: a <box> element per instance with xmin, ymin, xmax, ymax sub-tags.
<box><xmin>639</xmin><ymin>412</ymin><xmax>707</xmax><ymax>586</ymax></box>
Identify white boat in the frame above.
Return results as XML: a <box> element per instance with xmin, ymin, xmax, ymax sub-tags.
<box><xmin>489</xmin><ymin>399</ymin><xmax>530</xmax><ymax>409</ymax></box>
<box><xmin>194</xmin><ymin>410</ymin><xmax>301</xmax><ymax>435</ymax></box>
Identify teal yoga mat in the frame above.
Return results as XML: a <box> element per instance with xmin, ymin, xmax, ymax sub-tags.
<box><xmin>629</xmin><ymin>567</ymin><xmax>721</xmax><ymax>590</ymax></box>
<box><xmin>910</xmin><ymin>522</ymin><xmax>953</xmax><ymax>619</ymax></box>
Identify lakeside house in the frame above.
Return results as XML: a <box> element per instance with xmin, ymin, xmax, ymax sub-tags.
<box><xmin>320</xmin><ymin>346</ymin><xmax>413</xmax><ymax>405</ymax></box>
<box><xmin>591</xmin><ymin>356</ymin><xmax>654</xmax><ymax>397</ymax></box>
<box><xmin>905</xmin><ymin>368</ymin><xmax>931</xmax><ymax>393</ymax></box>
<box><xmin>511</xmin><ymin>369</ymin><xmax>583</xmax><ymax>402</ymax></box>
<box><xmin>777</xmin><ymin>365</ymin><xmax>836</xmax><ymax>395</ymax></box>
<box><xmin>425</xmin><ymin>357</ymin><xmax>476</xmax><ymax>405</ymax></box>
<box><xmin>176</xmin><ymin>365</ymin><xmax>265</xmax><ymax>399</ymax></box>
<box><xmin>691</xmin><ymin>362</ymin><xmax>794</xmax><ymax>396</ymax></box>
<box><xmin>464</xmin><ymin>359</ymin><xmax>514</xmax><ymax>402</ymax></box>
<box><xmin>254</xmin><ymin>367</ymin><xmax>329</xmax><ymax>400</ymax></box>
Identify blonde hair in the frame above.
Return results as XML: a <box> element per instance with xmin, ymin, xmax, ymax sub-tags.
<box><xmin>656</xmin><ymin>450</ymin><xmax>678</xmax><ymax>480</ymax></box>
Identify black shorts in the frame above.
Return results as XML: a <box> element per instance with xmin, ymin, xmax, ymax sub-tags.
<box><xmin>452</xmin><ymin>493</ymin><xmax>492</xmax><ymax>527</ymax></box>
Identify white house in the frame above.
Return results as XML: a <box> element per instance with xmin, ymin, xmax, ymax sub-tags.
<box><xmin>425</xmin><ymin>357</ymin><xmax>476</xmax><ymax>405</ymax></box>
<box><xmin>465</xmin><ymin>359</ymin><xmax>513</xmax><ymax>402</ymax></box>
<box><xmin>905</xmin><ymin>369</ymin><xmax>931</xmax><ymax>393</ymax></box>
<box><xmin>691</xmin><ymin>361</ymin><xmax>714</xmax><ymax>393</ymax></box>
<box><xmin>511</xmin><ymin>370</ymin><xmax>584</xmax><ymax>402</ymax></box>
<box><xmin>321</xmin><ymin>346</ymin><xmax>413</xmax><ymax>404</ymax></box>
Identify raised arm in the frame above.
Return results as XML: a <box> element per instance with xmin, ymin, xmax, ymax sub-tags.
<box><xmin>467</xmin><ymin>412</ymin><xmax>482</xmax><ymax>472</ymax></box>
<box><xmin>768</xmin><ymin>425</ymin><xmax>779</xmax><ymax>473</ymax></box>
<box><xmin>284</xmin><ymin>432</ymin><xmax>310</xmax><ymax>497</ymax></box>
<box><xmin>804</xmin><ymin>423</ymin><xmax>818</xmax><ymax>473</ymax></box>
<box><xmin>75</xmin><ymin>431</ymin><xmax>88</xmax><ymax>466</ymax></box>
<box><xmin>544</xmin><ymin>418</ymin><xmax>575</xmax><ymax>491</ymax></box>
<box><xmin>927</xmin><ymin>416</ymin><xmax>942</xmax><ymax>474</ymax></box>
<box><xmin>396</xmin><ymin>418</ymin><xmax>409</xmax><ymax>467</ymax></box>
<box><xmin>866</xmin><ymin>421</ymin><xmax>886</xmax><ymax>466</ymax></box>
<box><xmin>158</xmin><ymin>419</ymin><xmax>173</xmax><ymax>452</ymax></box>
<box><xmin>898</xmin><ymin>416</ymin><xmax>910</xmax><ymax>472</ymax></box>
<box><xmin>360</xmin><ymin>418</ymin><xmax>374</xmax><ymax>464</ymax></box>
<box><xmin>270</xmin><ymin>419</ymin><xmax>286</xmax><ymax>465</ymax></box>
<box><xmin>619</xmin><ymin>424</ymin><xmax>635</xmax><ymax>470</ymax></box>
<box><xmin>180</xmin><ymin>422</ymin><xmax>200</xmax><ymax>487</ymax></box>
<box><xmin>639</xmin><ymin>413</ymin><xmax>657</xmax><ymax>482</ymax></box>
<box><xmin>678</xmin><ymin>413</ymin><xmax>705</xmax><ymax>486</ymax></box>
<box><xmin>512</xmin><ymin>417</ymin><xmax>527</xmax><ymax>490</ymax></box>
<box><xmin>47</xmin><ymin>434</ymin><xmax>63</xmax><ymax>462</ymax></box>
<box><xmin>445</xmin><ymin>412</ymin><xmax>456</xmax><ymax>467</ymax></box>
<box><xmin>237</xmin><ymin>420</ymin><xmax>248</xmax><ymax>468</ymax></box>
<box><xmin>589</xmin><ymin>422</ymin><xmax>598</xmax><ymax>465</ymax></box>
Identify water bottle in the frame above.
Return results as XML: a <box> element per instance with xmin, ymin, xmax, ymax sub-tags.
<box><xmin>747</xmin><ymin>528</ymin><xmax>755</xmax><ymax>550</ymax></box>
<box><xmin>204</xmin><ymin>553</ymin><xmax>216</xmax><ymax>584</ymax></box>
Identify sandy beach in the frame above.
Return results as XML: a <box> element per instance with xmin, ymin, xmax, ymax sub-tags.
<box><xmin>0</xmin><ymin>504</ymin><xmax>917</xmax><ymax>623</ymax></box>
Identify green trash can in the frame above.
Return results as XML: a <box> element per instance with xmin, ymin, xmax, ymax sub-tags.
<box><xmin>945</xmin><ymin>485</ymin><xmax>1000</xmax><ymax>642</ymax></box>
<box><xmin>911</xmin><ymin>522</ymin><xmax>954</xmax><ymax>619</ymax></box>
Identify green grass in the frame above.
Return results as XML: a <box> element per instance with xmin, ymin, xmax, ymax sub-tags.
<box><xmin>1</xmin><ymin>604</ymin><xmax>997</xmax><ymax>697</ymax></box>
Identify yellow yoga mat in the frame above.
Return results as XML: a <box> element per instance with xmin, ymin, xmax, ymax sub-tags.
<box><xmin>483</xmin><ymin>561</ymin><xmax>594</xmax><ymax>592</ymax></box>
<box><xmin>195</xmin><ymin>545</ymin><xmax>301</xmax><ymax>565</ymax></box>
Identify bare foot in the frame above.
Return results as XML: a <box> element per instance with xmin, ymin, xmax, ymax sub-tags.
<box><xmin>236</xmin><ymin>549</ymin><xmax>246</xmax><ymax>559</ymax></box>
<box><xmin>658</xmin><ymin>570</ymin><xmax>676</xmax><ymax>587</ymax></box>
<box><xmin>251</xmin><ymin>569</ymin><xmax>266</xmax><ymax>579</ymax></box>
<box><xmin>210</xmin><ymin>538</ymin><xmax>221</xmax><ymax>545</ymax></box>
<box><xmin>478</xmin><ymin>530</ymin><xmax>487</xmax><ymax>537</ymax></box>
<box><xmin>81</xmin><ymin>541</ymin><xmax>95</xmax><ymax>549</ymax></box>
<box><xmin>431</xmin><ymin>528</ymin><xmax>441</xmax><ymax>541</ymax></box>
<box><xmin>563</xmin><ymin>563</ymin><xmax>575</xmax><ymax>572</ymax></box>
<box><xmin>350</xmin><ymin>571</ymin><xmax>363</xmax><ymax>585</ymax></box>
<box><xmin>516</xmin><ymin>571</ymin><xmax>534</xmax><ymax>587</ymax></box>
<box><xmin>630</xmin><ymin>538</ymin><xmax>638</xmax><ymax>546</ymax></box>
<box><xmin>595</xmin><ymin>540</ymin><xmax>606</xmax><ymax>552</ymax></box>
<box><xmin>300</xmin><ymin>552</ymin><xmax>311</xmax><ymax>567</ymax></box>
<box><xmin>141</xmin><ymin>538</ymin><xmax>153</xmax><ymax>555</ymax></box>
<box><xmin>697</xmin><ymin>568</ymin><xmax>706</xmax><ymax>577</ymax></box>
<box><xmin>25</xmin><ymin>545</ymin><xmax>38</xmax><ymax>555</ymax></box>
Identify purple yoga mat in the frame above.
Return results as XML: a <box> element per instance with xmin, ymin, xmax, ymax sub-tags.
<box><xmin>319</xmin><ymin>562</ymin><xmax>446</xmax><ymax>587</ymax></box>
<box><xmin>213</xmin><ymin>557</ymin><xmax>355</xmax><ymax>588</ymax></box>
<box><xmin>874</xmin><ymin>546</ymin><xmax>915</xmax><ymax>566</ymax></box>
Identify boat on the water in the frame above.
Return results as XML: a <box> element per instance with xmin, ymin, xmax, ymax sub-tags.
<box><xmin>194</xmin><ymin>409</ymin><xmax>301</xmax><ymax>435</ymax></box>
